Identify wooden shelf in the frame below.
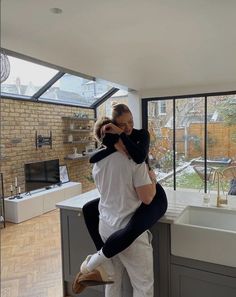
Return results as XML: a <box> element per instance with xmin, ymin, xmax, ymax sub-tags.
<box><xmin>63</xmin><ymin>141</ymin><xmax>93</xmax><ymax>144</ymax></box>
<box><xmin>63</xmin><ymin>129</ymin><xmax>93</xmax><ymax>133</ymax></box>
<box><xmin>62</xmin><ymin>115</ymin><xmax>95</xmax><ymax>147</ymax></box>
<box><xmin>62</xmin><ymin>117</ymin><xmax>96</xmax><ymax>121</ymax></box>
<box><xmin>64</xmin><ymin>155</ymin><xmax>89</xmax><ymax>160</ymax></box>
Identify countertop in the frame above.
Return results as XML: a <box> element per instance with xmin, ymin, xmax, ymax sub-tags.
<box><xmin>56</xmin><ymin>187</ymin><xmax>236</xmax><ymax>224</ymax></box>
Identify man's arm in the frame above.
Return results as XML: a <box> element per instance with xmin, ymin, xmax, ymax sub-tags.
<box><xmin>135</xmin><ymin>180</ymin><xmax>156</xmax><ymax>205</ymax></box>
<box><xmin>133</xmin><ymin>162</ymin><xmax>157</xmax><ymax>205</ymax></box>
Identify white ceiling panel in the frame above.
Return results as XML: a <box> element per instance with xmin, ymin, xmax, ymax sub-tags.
<box><xmin>2</xmin><ymin>0</ymin><xmax>236</xmax><ymax>94</ymax></box>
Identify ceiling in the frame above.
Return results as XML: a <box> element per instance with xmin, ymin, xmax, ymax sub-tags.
<box><xmin>2</xmin><ymin>0</ymin><xmax>236</xmax><ymax>96</ymax></box>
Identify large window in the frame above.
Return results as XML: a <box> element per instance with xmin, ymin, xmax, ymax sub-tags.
<box><xmin>1</xmin><ymin>51</ymin><xmax>121</xmax><ymax>108</ymax></box>
<box><xmin>145</xmin><ymin>93</ymin><xmax>236</xmax><ymax>193</ymax></box>
<box><xmin>40</xmin><ymin>74</ymin><xmax>113</xmax><ymax>107</ymax></box>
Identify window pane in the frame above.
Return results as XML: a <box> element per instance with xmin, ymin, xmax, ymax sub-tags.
<box><xmin>1</xmin><ymin>56</ymin><xmax>58</xmax><ymax>97</ymax></box>
<box><xmin>207</xmin><ymin>95</ymin><xmax>236</xmax><ymax>194</ymax></box>
<box><xmin>159</xmin><ymin>101</ymin><xmax>167</xmax><ymax>114</ymax></box>
<box><xmin>40</xmin><ymin>74</ymin><xmax>113</xmax><ymax>107</ymax></box>
<box><xmin>96</xmin><ymin>89</ymin><xmax>128</xmax><ymax>118</ymax></box>
<box><xmin>148</xmin><ymin>100</ymin><xmax>174</xmax><ymax>188</ymax></box>
<box><xmin>175</xmin><ymin>97</ymin><xmax>205</xmax><ymax>191</ymax></box>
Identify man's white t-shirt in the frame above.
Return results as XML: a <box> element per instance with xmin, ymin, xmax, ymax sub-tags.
<box><xmin>92</xmin><ymin>151</ymin><xmax>152</xmax><ymax>230</ymax></box>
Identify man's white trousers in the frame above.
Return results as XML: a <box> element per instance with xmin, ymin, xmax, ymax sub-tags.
<box><xmin>99</xmin><ymin>220</ymin><xmax>154</xmax><ymax>297</ymax></box>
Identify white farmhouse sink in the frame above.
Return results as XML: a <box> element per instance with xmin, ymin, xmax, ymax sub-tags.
<box><xmin>171</xmin><ymin>206</ymin><xmax>236</xmax><ymax>267</ymax></box>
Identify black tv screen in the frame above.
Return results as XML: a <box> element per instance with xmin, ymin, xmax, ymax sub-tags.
<box><xmin>25</xmin><ymin>159</ymin><xmax>60</xmax><ymax>192</ymax></box>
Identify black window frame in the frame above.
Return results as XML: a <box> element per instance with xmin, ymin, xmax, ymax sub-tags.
<box><xmin>142</xmin><ymin>90</ymin><xmax>236</xmax><ymax>192</ymax></box>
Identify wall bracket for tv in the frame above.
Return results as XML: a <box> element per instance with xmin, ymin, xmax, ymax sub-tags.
<box><xmin>35</xmin><ymin>131</ymin><xmax>52</xmax><ymax>150</ymax></box>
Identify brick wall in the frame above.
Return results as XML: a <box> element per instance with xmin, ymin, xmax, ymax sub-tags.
<box><xmin>0</xmin><ymin>98</ymin><xmax>96</xmax><ymax>197</ymax></box>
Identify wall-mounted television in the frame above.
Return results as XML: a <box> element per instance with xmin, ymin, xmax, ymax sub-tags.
<box><xmin>25</xmin><ymin>159</ymin><xmax>60</xmax><ymax>192</ymax></box>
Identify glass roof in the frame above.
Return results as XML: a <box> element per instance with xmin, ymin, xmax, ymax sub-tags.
<box><xmin>40</xmin><ymin>74</ymin><xmax>113</xmax><ymax>107</ymax></box>
<box><xmin>1</xmin><ymin>53</ymin><xmax>119</xmax><ymax>107</ymax></box>
<box><xmin>1</xmin><ymin>56</ymin><xmax>58</xmax><ymax>97</ymax></box>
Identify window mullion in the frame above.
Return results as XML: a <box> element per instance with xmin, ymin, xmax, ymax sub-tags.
<box><xmin>31</xmin><ymin>71</ymin><xmax>65</xmax><ymax>100</ymax></box>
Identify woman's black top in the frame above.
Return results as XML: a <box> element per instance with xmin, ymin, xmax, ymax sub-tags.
<box><xmin>90</xmin><ymin>128</ymin><xmax>150</xmax><ymax>166</ymax></box>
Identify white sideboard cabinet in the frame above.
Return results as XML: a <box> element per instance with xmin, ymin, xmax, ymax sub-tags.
<box><xmin>5</xmin><ymin>182</ymin><xmax>82</xmax><ymax>223</ymax></box>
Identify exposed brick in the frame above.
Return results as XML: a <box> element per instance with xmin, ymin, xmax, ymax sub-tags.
<box><xmin>1</xmin><ymin>98</ymin><xmax>96</xmax><ymax>196</ymax></box>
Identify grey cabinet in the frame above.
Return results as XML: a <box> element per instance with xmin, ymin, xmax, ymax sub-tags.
<box><xmin>151</xmin><ymin>222</ymin><xmax>171</xmax><ymax>297</ymax></box>
<box><xmin>171</xmin><ymin>264</ymin><xmax>236</xmax><ymax>297</ymax></box>
<box><xmin>170</xmin><ymin>243</ymin><xmax>236</xmax><ymax>297</ymax></box>
<box><xmin>60</xmin><ymin>209</ymin><xmax>104</xmax><ymax>297</ymax></box>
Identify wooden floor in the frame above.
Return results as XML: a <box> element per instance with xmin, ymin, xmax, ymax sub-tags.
<box><xmin>1</xmin><ymin>210</ymin><xmax>63</xmax><ymax>297</ymax></box>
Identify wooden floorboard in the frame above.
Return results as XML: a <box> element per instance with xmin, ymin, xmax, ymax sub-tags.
<box><xmin>1</xmin><ymin>210</ymin><xmax>64</xmax><ymax>297</ymax></box>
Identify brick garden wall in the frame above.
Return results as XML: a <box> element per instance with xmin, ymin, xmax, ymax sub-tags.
<box><xmin>0</xmin><ymin>98</ymin><xmax>96</xmax><ymax>197</ymax></box>
<box><xmin>149</xmin><ymin>121</ymin><xmax>236</xmax><ymax>162</ymax></box>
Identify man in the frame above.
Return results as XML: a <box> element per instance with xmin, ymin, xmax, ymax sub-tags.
<box><xmin>73</xmin><ymin>117</ymin><xmax>156</xmax><ymax>296</ymax></box>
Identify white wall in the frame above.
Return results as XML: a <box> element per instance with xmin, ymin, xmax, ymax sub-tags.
<box><xmin>140</xmin><ymin>82</ymin><xmax>236</xmax><ymax>99</ymax></box>
<box><xmin>128</xmin><ymin>91</ymin><xmax>142</xmax><ymax>129</ymax></box>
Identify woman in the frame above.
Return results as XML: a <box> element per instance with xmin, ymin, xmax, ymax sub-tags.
<box><xmin>81</xmin><ymin>104</ymin><xmax>167</xmax><ymax>272</ymax></box>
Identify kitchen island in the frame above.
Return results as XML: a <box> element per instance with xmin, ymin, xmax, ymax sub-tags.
<box><xmin>57</xmin><ymin>188</ymin><xmax>236</xmax><ymax>297</ymax></box>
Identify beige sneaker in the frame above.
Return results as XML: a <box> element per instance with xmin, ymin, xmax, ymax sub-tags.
<box><xmin>79</xmin><ymin>265</ymin><xmax>114</xmax><ymax>286</ymax></box>
<box><xmin>72</xmin><ymin>272</ymin><xmax>87</xmax><ymax>294</ymax></box>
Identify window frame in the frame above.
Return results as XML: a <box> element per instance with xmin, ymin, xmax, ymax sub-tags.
<box><xmin>142</xmin><ymin>90</ymin><xmax>236</xmax><ymax>192</ymax></box>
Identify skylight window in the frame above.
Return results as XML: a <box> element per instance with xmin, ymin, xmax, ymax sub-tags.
<box><xmin>1</xmin><ymin>53</ymin><xmax>120</xmax><ymax>108</ymax></box>
<box><xmin>1</xmin><ymin>56</ymin><xmax>58</xmax><ymax>97</ymax></box>
<box><xmin>40</xmin><ymin>74</ymin><xmax>113</xmax><ymax>107</ymax></box>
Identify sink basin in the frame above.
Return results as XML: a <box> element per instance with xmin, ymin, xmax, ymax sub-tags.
<box><xmin>174</xmin><ymin>205</ymin><xmax>236</xmax><ymax>231</ymax></box>
<box><xmin>171</xmin><ymin>206</ymin><xmax>236</xmax><ymax>267</ymax></box>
